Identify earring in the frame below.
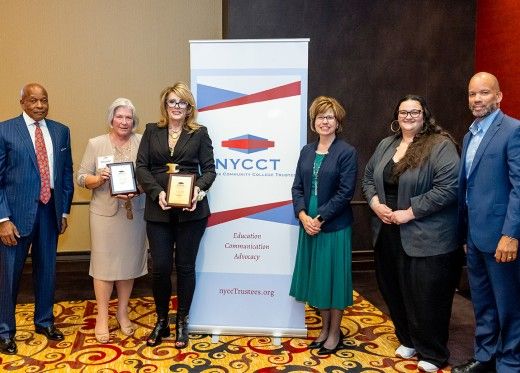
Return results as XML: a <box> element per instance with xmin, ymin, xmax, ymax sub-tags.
<box><xmin>390</xmin><ymin>120</ymin><xmax>400</xmax><ymax>133</ymax></box>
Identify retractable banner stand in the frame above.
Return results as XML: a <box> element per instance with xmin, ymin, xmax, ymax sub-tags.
<box><xmin>189</xmin><ymin>39</ymin><xmax>309</xmax><ymax>338</ymax></box>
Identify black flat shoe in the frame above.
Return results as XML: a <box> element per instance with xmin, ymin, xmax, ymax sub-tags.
<box><xmin>146</xmin><ymin>318</ymin><xmax>170</xmax><ymax>347</ymax></box>
<box><xmin>0</xmin><ymin>337</ymin><xmax>17</xmax><ymax>355</ymax></box>
<box><xmin>35</xmin><ymin>325</ymin><xmax>64</xmax><ymax>341</ymax></box>
<box><xmin>175</xmin><ymin>314</ymin><xmax>189</xmax><ymax>349</ymax></box>
<box><xmin>308</xmin><ymin>339</ymin><xmax>325</xmax><ymax>349</ymax></box>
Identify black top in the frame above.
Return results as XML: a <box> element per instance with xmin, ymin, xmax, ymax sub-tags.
<box><xmin>382</xmin><ymin>158</ymin><xmax>398</xmax><ymax>211</ymax></box>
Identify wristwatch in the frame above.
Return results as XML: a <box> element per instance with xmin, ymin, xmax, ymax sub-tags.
<box><xmin>316</xmin><ymin>215</ymin><xmax>324</xmax><ymax>223</ymax></box>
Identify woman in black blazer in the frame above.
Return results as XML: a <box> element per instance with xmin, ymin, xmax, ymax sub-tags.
<box><xmin>136</xmin><ymin>82</ymin><xmax>216</xmax><ymax>349</ymax></box>
<box><xmin>290</xmin><ymin>96</ymin><xmax>358</xmax><ymax>355</ymax></box>
<box><xmin>362</xmin><ymin>95</ymin><xmax>461</xmax><ymax>372</ymax></box>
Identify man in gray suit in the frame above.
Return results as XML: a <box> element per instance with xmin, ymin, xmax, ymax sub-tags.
<box><xmin>0</xmin><ymin>83</ymin><xmax>74</xmax><ymax>354</ymax></box>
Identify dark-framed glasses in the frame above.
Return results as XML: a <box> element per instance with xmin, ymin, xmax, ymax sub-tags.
<box><xmin>166</xmin><ymin>99</ymin><xmax>189</xmax><ymax>109</ymax></box>
<box><xmin>398</xmin><ymin>110</ymin><xmax>422</xmax><ymax>118</ymax></box>
<box><xmin>316</xmin><ymin>115</ymin><xmax>335</xmax><ymax>122</ymax></box>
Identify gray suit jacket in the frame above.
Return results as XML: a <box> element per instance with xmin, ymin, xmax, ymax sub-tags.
<box><xmin>362</xmin><ymin>134</ymin><xmax>460</xmax><ymax>257</ymax></box>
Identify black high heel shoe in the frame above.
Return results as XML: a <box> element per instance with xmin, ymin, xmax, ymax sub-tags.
<box><xmin>316</xmin><ymin>331</ymin><xmax>344</xmax><ymax>355</ymax></box>
<box><xmin>146</xmin><ymin>318</ymin><xmax>170</xmax><ymax>347</ymax></box>
<box><xmin>308</xmin><ymin>339</ymin><xmax>325</xmax><ymax>349</ymax></box>
<box><xmin>175</xmin><ymin>314</ymin><xmax>189</xmax><ymax>349</ymax></box>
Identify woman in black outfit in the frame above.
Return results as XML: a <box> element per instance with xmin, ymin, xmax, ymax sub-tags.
<box><xmin>136</xmin><ymin>81</ymin><xmax>216</xmax><ymax>349</ymax></box>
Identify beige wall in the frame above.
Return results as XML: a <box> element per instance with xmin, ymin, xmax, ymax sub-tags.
<box><xmin>0</xmin><ymin>0</ymin><xmax>222</xmax><ymax>252</ymax></box>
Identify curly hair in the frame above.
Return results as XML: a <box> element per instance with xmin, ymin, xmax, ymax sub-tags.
<box><xmin>391</xmin><ymin>94</ymin><xmax>458</xmax><ymax>177</ymax></box>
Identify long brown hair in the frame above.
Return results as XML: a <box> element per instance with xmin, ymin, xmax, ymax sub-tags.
<box><xmin>392</xmin><ymin>94</ymin><xmax>458</xmax><ymax>177</ymax></box>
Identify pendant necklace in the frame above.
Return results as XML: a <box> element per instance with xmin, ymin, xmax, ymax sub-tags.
<box><xmin>168</xmin><ymin>126</ymin><xmax>182</xmax><ymax>156</ymax></box>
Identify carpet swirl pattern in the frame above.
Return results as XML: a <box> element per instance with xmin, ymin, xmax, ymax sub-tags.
<box><xmin>0</xmin><ymin>292</ymin><xmax>447</xmax><ymax>372</ymax></box>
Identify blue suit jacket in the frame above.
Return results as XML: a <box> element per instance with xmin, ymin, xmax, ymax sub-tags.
<box><xmin>0</xmin><ymin>115</ymin><xmax>74</xmax><ymax>236</ymax></box>
<box><xmin>291</xmin><ymin>138</ymin><xmax>357</xmax><ymax>232</ymax></box>
<box><xmin>458</xmin><ymin>110</ymin><xmax>520</xmax><ymax>251</ymax></box>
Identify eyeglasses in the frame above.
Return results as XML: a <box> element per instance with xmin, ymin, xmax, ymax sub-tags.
<box><xmin>166</xmin><ymin>99</ymin><xmax>189</xmax><ymax>109</ymax></box>
<box><xmin>398</xmin><ymin>110</ymin><xmax>422</xmax><ymax>118</ymax></box>
<box><xmin>316</xmin><ymin>115</ymin><xmax>335</xmax><ymax>122</ymax></box>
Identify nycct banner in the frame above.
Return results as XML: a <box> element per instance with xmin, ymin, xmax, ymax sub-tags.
<box><xmin>189</xmin><ymin>39</ymin><xmax>309</xmax><ymax>337</ymax></box>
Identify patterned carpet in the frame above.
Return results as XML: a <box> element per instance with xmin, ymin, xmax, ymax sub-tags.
<box><xmin>0</xmin><ymin>291</ymin><xmax>448</xmax><ymax>372</ymax></box>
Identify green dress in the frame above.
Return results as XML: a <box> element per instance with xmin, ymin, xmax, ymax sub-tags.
<box><xmin>289</xmin><ymin>153</ymin><xmax>353</xmax><ymax>309</ymax></box>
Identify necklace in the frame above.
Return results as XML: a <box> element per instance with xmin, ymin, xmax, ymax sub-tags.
<box><xmin>168</xmin><ymin>126</ymin><xmax>182</xmax><ymax>139</ymax></box>
<box><xmin>312</xmin><ymin>154</ymin><xmax>326</xmax><ymax>195</ymax></box>
<box><xmin>168</xmin><ymin>126</ymin><xmax>182</xmax><ymax>156</ymax></box>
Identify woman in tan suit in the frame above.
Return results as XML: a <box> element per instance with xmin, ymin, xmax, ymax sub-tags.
<box><xmin>77</xmin><ymin>98</ymin><xmax>147</xmax><ymax>343</ymax></box>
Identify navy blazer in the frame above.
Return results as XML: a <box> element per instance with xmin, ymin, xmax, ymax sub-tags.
<box><xmin>136</xmin><ymin>122</ymin><xmax>216</xmax><ymax>223</ymax></box>
<box><xmin>0</xmin><ymin>115</ymin><xmax>74</xmax><ymax>236</ymax></box>
<box><xmin>291</xmin><ymin>138</ymin><xmax>357</xmax><ymax>232</ymax></box>
<box><xmin>458</xmin><ymin>110</ymin><xmax>520</xmax><ymax>251</ymax></box>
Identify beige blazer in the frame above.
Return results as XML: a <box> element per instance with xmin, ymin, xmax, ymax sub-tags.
<box><xmin>77</xmin><ymin>133</ymin><xmax>145</xmax><ymax>216</ymax></box>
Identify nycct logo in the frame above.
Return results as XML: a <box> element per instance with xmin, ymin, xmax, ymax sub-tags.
<box><xmin>217</xmin><ymin>134</ymin><xmax>280</xmax><ymax>172</ymax></box>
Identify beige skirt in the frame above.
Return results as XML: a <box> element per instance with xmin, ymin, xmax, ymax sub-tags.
<box><xmin>89</xmin><ymin>205</ymin><xmax>148</xmax><ymax>281</ymax></box>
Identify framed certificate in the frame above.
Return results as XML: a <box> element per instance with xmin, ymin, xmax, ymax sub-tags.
<box><xmin>107</xmin><ymin>162</ymin><xmax>138</xmax><ymax>196</ymax></box>
<box><xmin>166</xmin><ymin>174</ymin><xmax>195</xmax><ymax>208</ymax></box>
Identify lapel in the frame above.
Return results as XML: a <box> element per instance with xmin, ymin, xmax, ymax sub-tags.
<box><xmin>172</xmin><ymin>129</ymin><xmax>191</xmax><ymax>160</ymax></box>
<box><xmin>14</xmin><ymin>115</ymin><xmax>39</xmax><ymax>171</ymax></box>
<box><xmin>468</xmin><ymin>111</ymin><xmax>503</xmax><ymax>178</ymax></box>
<box><xmin>154</xmin><ymin>125</ymin><xmax>169</xmax><ymax>158</ymax></box>
<box><xmin>459</xmin><ymin>132</ymin><xmax>471</xmax><ymax>180</ymax></box>
<box><xmin>46</xmin><ymin>120</ymin><xmax>59</xmax><ymax>180</ymax></box>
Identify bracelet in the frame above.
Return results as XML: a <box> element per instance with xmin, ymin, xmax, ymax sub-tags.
<box><xmin>504</xmin><ymin>235</ymin><xmax>518</xmax><ymax>242</ymax></box>
<box><xmin>196</xmin><ymin>190</ymin><xmax>206</xmax><ymax>201</ymax></box>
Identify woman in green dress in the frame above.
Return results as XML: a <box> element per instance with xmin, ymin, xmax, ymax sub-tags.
<box><xmin>290</xmin><ymin>96</ymin><xmax>358</xmax><ymax>355</ymax></box>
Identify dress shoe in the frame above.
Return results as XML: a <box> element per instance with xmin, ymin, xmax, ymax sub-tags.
<box><xmin>146</xmin><ymin>318</ymin><xmax>170</xmax><ymax>347</ymax></box>
<box><xmin>316</xmin><ymin>339</ymin><xmax>343</xmax><ymax>355</ymax></box>
<box><xmin>309</xmin><ymin>330</ymin><xmax>344</xmax><ymax>350</ymax></box>
<box><xmin>308</xmin><ymin>339</ymin><xmax>325</xmax><ymax>349</ymax></box>
<box><xmin>35</xmin><ymin>325</ymin><xmax>64</xmax><ymax>341</ymax></box>
<box><xmin>451</xmin><ymin>358</ymin><xmax>496</xmax><ymax>373</ymax></box>
<box><xmin>0</xmin><ymin>337</ymin><xmax>17</xmax><ymax>355</ymax></box>
<box><xmin>116</xmin><ymin>315</ymin><xmax>135</xmax><ymax>336</ymax></box>
<box><xmin>175</xmin><ymin>314</ymin><xmax>189</xmax><ymax>349</ymax></box>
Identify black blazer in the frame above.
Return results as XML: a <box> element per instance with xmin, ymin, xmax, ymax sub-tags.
<box><xmin>291</xmin><ymin>138</ymin><xmax>358</xmax><ymax>232</ymax></box>
<box><xmin>136</xmin><ymin>123</ymin><xmax>216</xmax><ymax>223</ymax></box>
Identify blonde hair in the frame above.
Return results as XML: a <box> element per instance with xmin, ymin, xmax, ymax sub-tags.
<box><xmin>158</xmin><ymin>81</ymin><xmax>200</xmax><ymax>132</ymax></box>
<box><xmin>308</xmin><ymin>96</ymin><xmax>346</xmax><ymax>133</ymax></box>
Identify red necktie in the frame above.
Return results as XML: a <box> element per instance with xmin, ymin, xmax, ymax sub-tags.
<box><xmin>34</xmin><ymin>122</ymin><xmax>51</xmax><ymax>204</ymax></box>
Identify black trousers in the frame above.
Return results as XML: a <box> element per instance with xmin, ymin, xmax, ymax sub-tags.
<box><xmin>146</xmin><ymin>215</ymin><xmax>208</xmax><ymax>320</ymax></box>
<box><xmin>374</xmin><ymin>224</ymin><xmax>462</xmax><ymax>367</ymax></box>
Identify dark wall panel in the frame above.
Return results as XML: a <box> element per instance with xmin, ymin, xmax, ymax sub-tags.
<box><xmin>224</xmin><ymin>0</ymin><xmax>476</xmax><ymax>257</ymax></box>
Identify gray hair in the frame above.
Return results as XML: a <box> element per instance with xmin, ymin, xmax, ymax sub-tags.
<box><xmin>107</xmin><ymin>97</ymin><xmax>139</xmax><ymax>129</ymax></box>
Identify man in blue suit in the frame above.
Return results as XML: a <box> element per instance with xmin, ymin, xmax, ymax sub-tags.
<box><xmin>0</xmin><ymin>83</ymin><xmax>74</xmax><ymax>355</ymax></box>
<box><xmin>453</xmin><ymin>72</ymin><xmax>520</xmax><ymax>373</ymax></box>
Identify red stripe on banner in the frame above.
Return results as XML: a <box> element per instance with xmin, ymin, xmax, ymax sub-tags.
<box><xmin>207</xmin><ymin>200</ymin><xmax>292</xmax><ymax>227</ymax></box>
<box><xmin>199</xmin><ymin>81</ymin><xmax>301</xmax><ymax>112</ymax></box>
<box><xmin>221</xmin><ymin>139</ymin><xmax>275</xmax><ymax>149</ymax></box>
